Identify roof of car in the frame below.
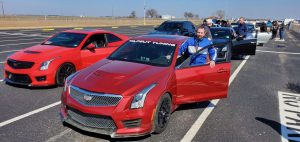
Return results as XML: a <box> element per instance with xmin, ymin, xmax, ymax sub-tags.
<box><xmin>164</xmin><ymin>20</ymin><xmax>191</xmax><ymax>23</ymax></box>
<box><xmin>63</xmin><ymin>29</ymin><xmax>113</xmax><ymax>34</ymax></box>
<box><xmin>210</xmin><ymin>27</ymin><xmax>232</xmax><ymax>31</ymax></box>
<box><xmin>132</xmin><ymin>34</ymin><xmax>189</xmax><ymax>44</ymax></box>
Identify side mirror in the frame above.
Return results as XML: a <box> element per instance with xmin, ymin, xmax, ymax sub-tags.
<box><xmin>87</xmin><ymin>43</ymin><xmax>96</xmax><ymax>50</ymax></box>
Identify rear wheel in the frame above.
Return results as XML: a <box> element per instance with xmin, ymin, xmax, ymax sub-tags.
<box><xmin>55</xmin><ymin>63</ymin><xmax>76</xmax><ymax>86</ymax></box>
<box><xmin>153</xmin><ymin>93</ymin><xmax>171</xmax><ymax>134</ymax></box>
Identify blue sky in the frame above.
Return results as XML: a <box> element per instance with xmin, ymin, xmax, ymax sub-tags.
<box><xmin>2</xmin><ymin>0</ymin><xmax>299</xmax><ymax>19</ymax></box>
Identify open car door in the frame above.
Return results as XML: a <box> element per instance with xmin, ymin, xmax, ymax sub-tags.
<box><xmin>175</xmin><ymin>43</ymin><xmax>231</xmax><ymax>104</ymax></box>
<box><xmin>232</xmin><ymin>38</ymin><xmax>257</xmax><ymax>56</ymax></box>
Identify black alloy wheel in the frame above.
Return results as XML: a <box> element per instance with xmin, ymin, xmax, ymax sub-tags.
<box><xmin>153</xmin><ymin>93</ymin><xmax>171</xmax><ymax>134</ymax></box>
<box><xmin>56</xmin><ymin>63</ymin><xmax>75</xmax><ymax>86</ymax></box>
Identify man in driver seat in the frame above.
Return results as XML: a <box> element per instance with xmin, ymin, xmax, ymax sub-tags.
<box><xmin>178</xmin><ymin>25</ymin><xmax>216</xmax><ymax>68</ymax></box>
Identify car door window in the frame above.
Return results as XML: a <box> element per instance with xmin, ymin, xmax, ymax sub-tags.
<box><xmin>176</xmin><ymin>43</ymin><xmax>231</xmax><ymax>69</ymax></box>
<box><xmin>184</xmin><ymin>22</ymin><xmax>195</xmax><ymax>32</ymax></box>
<box><xmin>106</xmin><ymin>34</ymin><xmax>122</xmax><ymax>43</ymax></box>
<box><xmin>82</xmin><ymin>34</ymin><xmax>107</xmax><ymax>49</ymax></box>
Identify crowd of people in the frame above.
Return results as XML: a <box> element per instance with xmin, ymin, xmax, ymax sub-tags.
<box><xmin>178</xmin><ymin>17</ymin><xmax>288</xmax><ymax>67</ymax></box>
<box><xmin>202</xmin><ymin>17</ymin><xmax>286</xmax><ymax>41</ymax></box>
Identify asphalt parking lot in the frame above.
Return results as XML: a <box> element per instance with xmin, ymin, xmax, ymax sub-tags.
<box><xmin>0</xmin><ymin>26</ymin><xmax>300</xmax><ymax>142</ymax></box>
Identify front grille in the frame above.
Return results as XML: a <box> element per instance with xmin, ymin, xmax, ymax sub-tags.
<box><xmin>5</xmin><ymin>71</ymin><xmax>32</xmax><ymax>84</ymax></box>
<box><xmin>7</xmin><ymin>59</ymin><xmax>34</xmax><ymax>69</ymax></box>
<box><xmin>69</xmin><ymin>85</ymin><xmax>122</xmax><ymax>107</ymax></box>
<box><xmin>122</xmin><ymin>119</ymin><xmax>141</xmax><ymax>128</ymax></box>
<box><xmin>67</xmin><ymin>107</ymin><xmax>117</xmax><ymax>130</ymax></box>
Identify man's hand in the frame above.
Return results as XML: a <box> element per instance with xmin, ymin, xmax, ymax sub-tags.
<box><xmin>209</xmin><ymin>61</ymin><xmax>215</xmax><ymax>68</ymax></box>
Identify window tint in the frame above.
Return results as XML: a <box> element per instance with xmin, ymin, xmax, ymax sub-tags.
<box><xmin>108</xmin><ymin>40</ymin><xmax>176</xmax><ymax>67</ymax></box>
<box><xmin>210</xmin><ymin>29</ymin><xmax>231</xmax><ymax>39</ymax></box>
<box><xmin>156</xmin><ymin>22</ymin><xmax>184</xmax><ymax>31</ymax></box>
<box><xmin>247</xmin><ymin>24</ymin><xmax>255</xmax><ymax>32</ymax></box>
<box><xmin>82</xmin><ymin>34</ymin><xmax>106</xmax><ymax>49</ymax></box>
<box><xmin>42</xmin><ymin>32</ymin><xmax>86</xmax><ymax>48</ymax></box>
<box><xmin>106</xmin><ymin>34</ymin><xmax>122</xmax><ymax>43</ymax></box>
<box><xmin>183</xmin><ymin>22</ymin><xmax>195</xmax><ymax>31</ymax></box>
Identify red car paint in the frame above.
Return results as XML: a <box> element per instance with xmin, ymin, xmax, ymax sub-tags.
<box><xmin>4</xmin><ymin>29</ymin><xmax>128</xmax><ymax>86</ymax></box>
<box><xmin>60</xmin><ymin>35</ymin><xmax>231</xmax><ymax>138</ymax></box>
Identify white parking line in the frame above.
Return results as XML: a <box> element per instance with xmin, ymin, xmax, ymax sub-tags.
<box><xmin>181</xmin><ymin>55</ymin><xmax>250</xmax><ymax>142</ymax></box>
<box><xmin>0</xmin><ymin>56</ymin><xmax>250</xmax><ymax>131</ymax></box>
<box><xmin>0</xmin><ymin>38</ymin><xmax>44</xmax><ymax>43</ymax></box>
<box><xmin>0</xmin><ymin>79</ymin><xmax>3</xmax><ymax>82</ymax></box>
<box><xmin>256</xmin><ymin>50</ymin><xmax>300</xmax><ymax>55</ymax></box>
<box><xmin>0</xmin><ymin>42</ymin><xmax>41</xmax><ymax>47</ymax></box>
<box><xmin>0</xmin><ymin>32</ymin><xmax>50</xmax><ymax>38</ymax></box>
<box><xmin>0</xmin><ymin>101</ymin><xmax>61</xmax><ymax>128</ymax></box>
<box><xmin>0</xmin><ymin>61</ymin><xmax>5</xmax><ymax>64</ymax></box>
<box><xmin>278</xmin><ymin>91</ymin><xmax>300</xmax><ymax>142</ymax></box>
<box><xmin>0</xmin><ymin>50</ymin><xmax>20</xmax><ymax>54</ymax></box>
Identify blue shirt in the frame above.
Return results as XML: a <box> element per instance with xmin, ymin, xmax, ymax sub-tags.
<box><xmin>237</xmin><ymin>23</ymin><xmax>248</xmax><ymax>37</ymax></box>
<box><xmin>178</xmin><ymin>37</ymin><xmax>216</xmax><ymax>66</ymax></box>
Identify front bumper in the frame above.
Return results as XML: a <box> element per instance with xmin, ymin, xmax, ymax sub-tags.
<box><xmin>4</xmin><ymin>63</ymin><xmax>56</xmax><ymax>86</ymax></box>
<box><xmin>60</xmin><ymin>92</ymin><xmax>156</xmax><ymax>138</ymax></box>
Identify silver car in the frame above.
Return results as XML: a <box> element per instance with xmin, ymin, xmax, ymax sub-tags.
<box><xmin>232</xmin><ymin>23</ymin><xmax>271</xmax><ymax>46</ymax></box>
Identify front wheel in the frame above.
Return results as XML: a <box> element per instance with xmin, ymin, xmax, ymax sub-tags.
<box><xmin>153</xmin><ymin>93</ymin><xmax>171</xmax><ymax>134</ymax></box>
<box><xmin>55</xmin><ymin>63</ymin><xmax>76</xmax><ymax>86</ymax></box>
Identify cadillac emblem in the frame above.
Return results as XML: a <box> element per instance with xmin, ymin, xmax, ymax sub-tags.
<box><xmin>83</xmin><ymin>95</ymin><xmax>92</xmax><ymax>101</ymax></box>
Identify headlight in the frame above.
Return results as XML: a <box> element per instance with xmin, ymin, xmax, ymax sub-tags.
<box><xmin>63</xmin><ymin>71</ymin><xmax>80</xmax><ymax>93</ymax></box>
<box><xmin>40</xmin><ymin>57</ymin><xmax>60</xmax><ymax>70</ymax></box>
<box><xmin>130</xmin><ymin>84</ymin><xmax>156</xmax><ymax>109</ymax></box>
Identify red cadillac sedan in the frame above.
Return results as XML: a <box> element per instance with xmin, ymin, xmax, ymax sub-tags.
<box><xmin>4</xmin><ymin>29</ymin><xmax>128</xmax><ymax>86</ymax></box>
<box><xmin>60</xmin><ymin>35</ymin><xmax>241</xmax><ymax>138</ymax></box>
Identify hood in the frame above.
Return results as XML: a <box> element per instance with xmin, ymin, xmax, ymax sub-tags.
<box><xmin>148</xmin><ymin>30</ymin><xmax>181</xmax><ymax>35</ymax></box>
<box><xmin>71</xmin><ymin>59</ymin><xmax>170</xmax><ymax>96</ymax></box>
<box><xmin>212</xmin><ymin>38</ymin><xmax>230</xmax><ymax>44</ymax></box>
<box><xmin>9</xmin><ymin>45</ymin><xmax>75</xmax><ymax>62</ymax></box>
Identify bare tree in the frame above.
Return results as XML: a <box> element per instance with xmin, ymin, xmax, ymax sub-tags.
<box><xmin>129</xmin><ymin>11</ymin><xmax>136</xmax><ymax>18</ymax></box>
<box><xmin>184</xmin><ymin>12</ymin><xmax>194</xmax><ymax>19</ymax></box>
<box><xmin>146</xmin><ymin>9</ymin><xmax>159</xmax><ymax>18</ymax></box>
<box><xmin>216</xmin><ymin>10</ymin><xmax>225</xmax><ymax>19</ymax></box>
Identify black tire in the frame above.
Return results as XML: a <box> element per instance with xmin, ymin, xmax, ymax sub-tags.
<box><xmin>55</xmin><ymin>63</ymin><xmax>76</xmax><ymax>86</ymax></box>
<box><xmin>153</xmin><ymin>93</ymin><xmax>171</xmax><ymax>134</ymax></box>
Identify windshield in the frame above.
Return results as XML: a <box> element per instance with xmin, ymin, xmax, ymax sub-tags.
<box><xmin>210</xmin><ymin>29</ymin><xmax>231</xmax><ymax>39</ymax></box>
<box><xmin>156</xmin><ymin>22</ymin><xmax>183</xmax><ymax>31</ymax></box>
<box><xmin>42</xmin><ymin>32</ymin><xmax>87</xmax><ymax>48</ymax></box>
<box><xmin>255</xmin><ymin>22</ymin><xmax>262</xmax><ymax>27</ymax></box>
<box><xmin>108</xmin><ymin>40</ymin><xmax>176</xmax><ymax>67</ymax></box>
<box><xmin>247</xmin><ymin>24</ymin><xmax>255</xmax><ymax>32</ymax></box>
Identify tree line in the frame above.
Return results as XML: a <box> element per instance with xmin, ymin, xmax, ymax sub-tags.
<box><xmin>128</xmin><ymin>9</ymin><xmax>226</xmax><ymax>19</ymax></box>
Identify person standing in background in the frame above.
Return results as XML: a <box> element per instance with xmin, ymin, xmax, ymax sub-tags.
<box><xmin>271</xmin><ymin>21</ymin><xmax>279</xmax><ymax>39</ymax></box>
<box><xmin>266</xmin><ymin>19</ymin><xmax>272</xmax><ymax>32</ymax></box>
<box><xmin>201</xmin><ymin>19</ymin><xmax>213</xmax><ymax>39</ymax></box>
<box><xmin>236</xmin><ymin>17</ymin><xmax>248</xmax><ymax>40</ymax></box>
<box><xmin>260</xmin><ymin>22</ymin><xmax>267</xmax><ymax>32</ymax></box>
<box><xmin>279</xmin><ymin>22</ymin><xmax>285</xmax><ymax>41</ymax></box>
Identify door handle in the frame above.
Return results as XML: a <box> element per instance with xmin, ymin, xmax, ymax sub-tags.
<box><xmin>217</xmin><ymin>69</ymin><xmax>228</xmax><ymax>73</ymax></box>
